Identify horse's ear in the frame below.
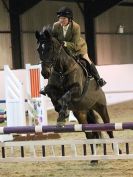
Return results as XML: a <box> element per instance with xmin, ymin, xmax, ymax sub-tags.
<box><xmin>35</xmin><ymin>31</ymin><xmax>40</xmax><ymax>41</ymax></box>
<box><xmin>44</xmin><ymin>29</ymin><xmax>51</xmax><ymax>40</ymax></box>
<box><xmin>42</xmin><ymin>25</ymin><xmax>52</xmax><ymax>40</ymax></box>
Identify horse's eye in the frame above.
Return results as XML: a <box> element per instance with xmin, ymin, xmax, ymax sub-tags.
<box><xmin>42</xmin><ymin>44</ymin><xmax>45</xmax><ymax>49</ymax></box>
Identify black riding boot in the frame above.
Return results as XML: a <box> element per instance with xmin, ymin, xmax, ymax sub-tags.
<box><xmin>88</xmin><ymin>63</ymin><xmax>106</xmax><ymax>87</ymax></box>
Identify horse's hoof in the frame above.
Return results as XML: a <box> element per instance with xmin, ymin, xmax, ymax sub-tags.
<box><xmin>57</xmin><ymin>117</ymin><xmax>66</xmax><ymax>127</ymax></box>
<box><xmin>90</xmin><ymin>160</ymin><xmax>98</xmax><ymax>166</ymax></box>
<box><xmin>56</xmin><ymin>121</ymin><xmax>65</xmax><ymax>127</ymax></box>
<box><xmin>59</xmin><ymin>111</ymin><xmax>69</xmax><ymax>119</ymax></box>
<box><xmin>57</xmin><ymin>115</ymin><xmax>66</xmax><ymax>122</ymax></box>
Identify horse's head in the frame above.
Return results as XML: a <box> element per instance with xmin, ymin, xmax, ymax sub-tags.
<box><xmin>35</xmin><ymin>26</ymin><xmax>55</xmax><ymax>78</ymax></box>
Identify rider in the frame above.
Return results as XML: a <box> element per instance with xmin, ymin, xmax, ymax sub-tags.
<box><xmin>52</xmin><ymin>6</ymin><xmax>106</xmax><ymax>87</ymax></box>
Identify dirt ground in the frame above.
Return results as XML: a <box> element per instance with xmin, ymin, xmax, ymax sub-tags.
<box><xmin>1</xmin><ymin>101</ymin><xmax>133</xmax><ymax>177</ymax></box>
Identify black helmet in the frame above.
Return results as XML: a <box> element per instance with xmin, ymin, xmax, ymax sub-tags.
<box><xmin>57</xmin><ymin>7</ymin><xmax>73</xmax><ymax>20</ymax></box>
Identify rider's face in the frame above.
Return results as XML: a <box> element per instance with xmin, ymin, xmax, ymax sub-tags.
<box><xmin>58</xmin><ymin>17</ymin><xmax>69</xmax><ymax>26</ymax></box>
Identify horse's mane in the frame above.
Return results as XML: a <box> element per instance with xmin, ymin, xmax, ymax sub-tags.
<box><xmin>42</xmin><ymin>25</ymin><xmax>53</xmax><ymax>36</ymax></box>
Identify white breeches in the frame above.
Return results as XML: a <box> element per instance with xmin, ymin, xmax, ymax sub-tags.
<box><xmin>83</xmin><ymin>53</ymin><xmax>92</xmax><ymax>64</ymax></box>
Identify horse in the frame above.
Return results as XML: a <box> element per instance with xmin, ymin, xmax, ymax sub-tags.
<box><xmin>35</xmin><ymin>26</ymin><xmax>121</xmax><ymax>164</ymax></box>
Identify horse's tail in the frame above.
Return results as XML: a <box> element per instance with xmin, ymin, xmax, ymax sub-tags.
<box><xmin>87</xmin><ymin>110</ymin><xmax>102</xmax><ymax>139</ymax></box>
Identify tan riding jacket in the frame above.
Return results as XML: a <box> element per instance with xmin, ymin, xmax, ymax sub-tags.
<box><xmin>52</xmin><ymin>20</ymin><xmax>88</xmax><ymax>56</ymax></box>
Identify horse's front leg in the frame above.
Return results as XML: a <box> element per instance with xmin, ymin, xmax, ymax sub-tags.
<box><xmin>57</xmin><ymin>91</ymin><xmax>71</xmax><ymax>125</ymax></box>
<box><xmin>44</xmin><ymin>84</ymin><xmax>64</xmax><ymax>113</ymax></box>
<box><xmin>57</xmin><ymin>84</ymin><xmax>81</xmax><ymax>125</ymax></box>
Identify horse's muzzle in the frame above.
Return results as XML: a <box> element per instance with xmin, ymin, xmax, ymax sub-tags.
<box><xmin>44</xmin><ymin>72</ymin><xmax>50</xmax><ymax>79</ymax></box>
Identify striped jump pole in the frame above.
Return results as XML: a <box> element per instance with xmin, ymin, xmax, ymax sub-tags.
<box><xmin>0</xmin><ymin>111</ymin><xmax>6</xmax><ymax>115</ymax></box>
<box><xmin>26</xmin><ymin>64</ymin><xmax>48</xmax><ymax>125</ymax></box>
<box><xmin>0</xmin><ymin>111</ymin><xmax>6</xmax><ymax>123</ymax></box>
<box><xmin>29</xmin><ymin>67</ymin><xmax>41</xmax><ymax>98</ymax></box>
<box><xmin>0</xmin><ymin>122</ymin><xmax>133</xmax><ymax>134</ymax></box>
<box><xmin>0</xmin><ymin>100</ymin><xmax>6</xmax><ymax>103</ymax></box>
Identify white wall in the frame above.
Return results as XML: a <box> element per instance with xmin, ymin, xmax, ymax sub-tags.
<box><xmin>1</xmin><ymin>64</ymin><xmax>133</xmax><ymax>106</ymax></box>
<box><xmin>97</xmin><ymin>64</ymin><xmax>133</xmax><ymax>104</ymax></box>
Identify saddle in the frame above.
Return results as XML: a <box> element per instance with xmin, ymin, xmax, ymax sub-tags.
<box><xmin>74</xmin><ymin>56</ymin><xmax>92</xmax><ymax>78</ymax></box>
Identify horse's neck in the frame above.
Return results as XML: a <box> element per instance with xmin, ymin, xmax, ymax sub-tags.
<box><xmin>60</xmin><ymin>50</ymin><xmax>76</xmax><ymax>72</ymax></box>
<box><xmin>53</xmin><ymin>40</ymin><xmax>76</xmax><ymax>72</ymax></box>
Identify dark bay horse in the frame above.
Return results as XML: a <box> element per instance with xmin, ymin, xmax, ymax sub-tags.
<box><xmin>35</xmin><ymin>27</ymin><xmax>121</xmax><ymax>163</ymax></box>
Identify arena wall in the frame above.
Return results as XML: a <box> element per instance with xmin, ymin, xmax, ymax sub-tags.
<box><xmin>1</xmin><ymin>64</ymin><xmax>133</xmax><ymax>107</ymax></box>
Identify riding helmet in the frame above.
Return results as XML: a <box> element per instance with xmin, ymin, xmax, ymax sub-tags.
<box><xmin>56</xmin><ymin>7</ymin><xmax>73</xmax><ymax>20</ymax></box>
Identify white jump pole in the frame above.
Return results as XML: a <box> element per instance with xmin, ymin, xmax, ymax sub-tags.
<box><xmin>4</xmin><ymin>65</ymin><xmax>26</xmax><ymax>127</ymax></box>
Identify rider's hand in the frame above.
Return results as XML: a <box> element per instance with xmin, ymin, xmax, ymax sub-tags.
<box><xmin>63</xmin><ymin>41</ymin><xmax>67</xmax><ymax>47</ymax></box>
<box><xmin>61</xmin><ymin>41</ymin><xmax>67</xmax><ymax>47</ymax></box>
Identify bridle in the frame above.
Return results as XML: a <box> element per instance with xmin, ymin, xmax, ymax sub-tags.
<box><xmin>38</xmin><ymin>39</ymin><xmax>63</xmax><ymax>68</ymax></box>
<box><xmin>38</xmin><ymin>38</ymin><xmax>85</xmax><ymax>80</ymax></box>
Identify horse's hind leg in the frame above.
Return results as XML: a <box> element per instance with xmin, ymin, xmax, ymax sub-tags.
<box><xmin>94</xmin><ymin>104</ymin><xmax>114</xmax><ymax>138</ymax></box>
<box><xmin>94</xmin><ymin>104</ymin><xmax>122</xmax><ymax>154</ymax></box>
<box><xmin>73</xmin><ymin>110</ymin><xmax>100</xmax><ymax>165</ymax></box>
